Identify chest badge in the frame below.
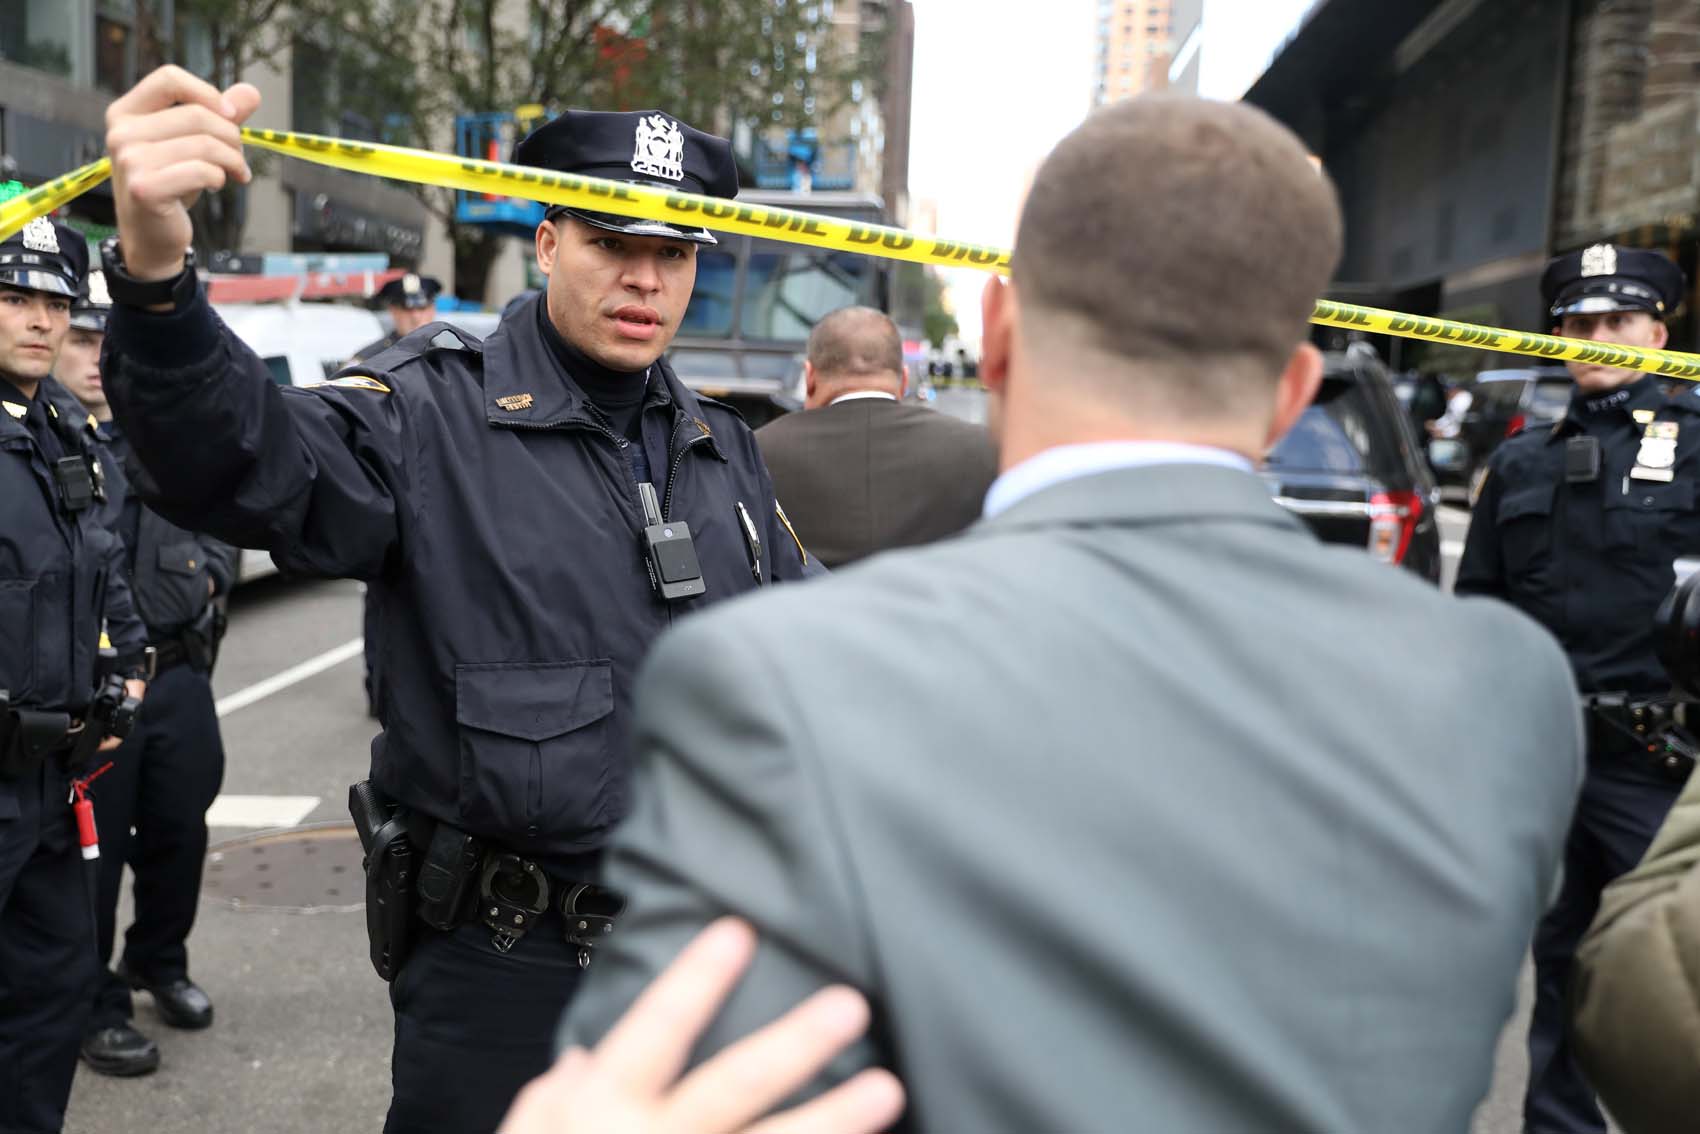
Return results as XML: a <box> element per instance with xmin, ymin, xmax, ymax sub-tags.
<box><xmin>1632</xmin><ymin>420</ymin><xmax>1680</xmax><ymax>482</ymax></box>
<box><xmin>495</xmin><ymin>393</ymin><xmax>534</xmax><ymax>411</ymax></box>
<box><xmin>1633</xmin><ymin>409</ymin><xmax>1656</xmax><ymax>425</ymax></box>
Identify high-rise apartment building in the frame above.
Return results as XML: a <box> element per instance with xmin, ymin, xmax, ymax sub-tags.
<box><xmin>1093</xmin><ymin>0</ymin><xmax>1203</xmax><ymax>105</ymax></box>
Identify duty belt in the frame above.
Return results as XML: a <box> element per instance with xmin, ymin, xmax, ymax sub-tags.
<box><xmin>401</xmin><ymin>811</ymin><xmax>622</xmax><ymax>965</ymax></box>
<box><xmin>0</xmin><ymin>679</ymin><xmax>141</xmax><ymax>779</ymax></box>
<box><xmin>1582</xmin><ymin>693</ymin><xmax>1699</xmax><ymax>782</ymax></box>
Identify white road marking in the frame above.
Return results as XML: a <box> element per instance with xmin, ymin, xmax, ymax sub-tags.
<box><xmin>205</xmin><ymin>794</ymin><xmax>322</xmax><ymax>830</ymax></box>
<box><xmin>215</xmin><ymin>637</ymin><xmax>364</xmax><ymax>718</ymax></box>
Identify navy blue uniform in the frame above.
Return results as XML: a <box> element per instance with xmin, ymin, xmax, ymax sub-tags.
<box><xmin>1456</xmin><ymin>374</ymin><xmax>1700</xmax><ymax>1132</ymax></box>
<box><xmin>0</xmin><ymin>377</ymin><xmax>147</xmax><ymax>1131</ymax></box>
<box><xmin>101</xmin><ymin>287</ymin><xmax>810</xmax><ymax>1132</ymax></box>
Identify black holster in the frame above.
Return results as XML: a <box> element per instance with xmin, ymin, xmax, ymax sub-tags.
<box><xmin>0</xmin><ymin>690</ymin><xmax>74</xmax><ymax>780</ymax></box>
<box><xmin>350</xmin><ymin>780</ymin><xmax>415</xmax><ymax>982</ymax></box>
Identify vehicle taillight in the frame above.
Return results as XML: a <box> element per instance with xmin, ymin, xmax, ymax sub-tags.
<box><xmin>1368</xmin><ymin>490</ymin><xmax>1424</xmax><ymax>565</ymax></box>
<box><xmin>1505</xmin><ymin>413</ymin><xmax>1527</xmax><ymax>438</ymax></box>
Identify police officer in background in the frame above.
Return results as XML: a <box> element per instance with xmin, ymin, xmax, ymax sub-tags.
<box><xmin>348</xmin><ymin>271</ymin><xmax>444</xmax><ymax>367</ymax></box>
<box><xmin>0</xmin><ymin>217</ymin><xmax>149</xmax><ymax>1131</ymax></box>
<box><xmin>98</xmin><ymin>66</ymin><xmax>812</xmax><ymax>1133</ymax></box>
<box><xmin>1456</xmin><ymin>243</ymin><xmax>1699</xmax><ymax>1134</ymax></box>
<box><xmin>52</xmin><ymin>269</ymin><xmax>236</xmax><ymax>1079</ymax></box>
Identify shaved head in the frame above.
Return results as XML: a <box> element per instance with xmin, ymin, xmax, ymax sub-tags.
<box><xmin>1012</xmin><ymin>96</ymin><xmax>1342</xmax><ymax>420</ymax></box>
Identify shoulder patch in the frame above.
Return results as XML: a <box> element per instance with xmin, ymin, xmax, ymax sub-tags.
<box><xmin>312</xmin><ymin>375</ymin><xmax>393</xmax><ymax>394</ymax></box>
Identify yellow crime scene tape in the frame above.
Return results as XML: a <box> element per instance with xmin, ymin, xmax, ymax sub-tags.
<box><xmin>6</xmin><ymin>128</ymin><xmax>1700</xmax><ymax>381</ymax></box>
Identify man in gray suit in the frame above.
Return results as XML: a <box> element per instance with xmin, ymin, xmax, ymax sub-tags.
<box><xmin>563</xmin><ymin>97</ymin><xmax>1583</xmax><ymax>1132</ymax></box>
<box><xmin>756</xmin><ymin>308</ymin><xmax>997</xmax><ymax>567</ymax></box>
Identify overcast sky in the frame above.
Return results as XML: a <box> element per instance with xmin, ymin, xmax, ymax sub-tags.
<box><xmin>905</xmin><ymin>0</ymin><xmax>1317</xmax><ymax>345</ymax></box>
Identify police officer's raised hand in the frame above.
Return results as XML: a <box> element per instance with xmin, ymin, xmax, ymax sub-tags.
<box><xmin>497</xmin><ymin>919</ymin><xmax>905</xmax><ymax>1134</ymax></box>
<box><xmin>105</xmin><ymin>65</ymin><xmax>259</xmax><ymax>282</ymax></box>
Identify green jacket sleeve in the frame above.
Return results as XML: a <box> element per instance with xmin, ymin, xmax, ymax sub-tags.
<box><xmin>1571</xmin><ymin>766</ymin><xmax>1700</xmax><ymax>1134</ymax></box>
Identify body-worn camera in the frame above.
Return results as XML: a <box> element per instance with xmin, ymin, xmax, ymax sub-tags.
<box><xmin>637</xmin><ymin>482</ymin><xmax>705</xmax><ymax>602</ymax></box>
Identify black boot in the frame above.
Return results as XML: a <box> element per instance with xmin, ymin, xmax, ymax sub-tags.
<box><xmin>81</xmin><ymin>1024</ymin><xmax>161</xmax><ymax>1077</ymax></box>
<box><xmin>119</xmin><ymin>960</ymin><xmax>214</xmax><ymax>1030</ymax></box>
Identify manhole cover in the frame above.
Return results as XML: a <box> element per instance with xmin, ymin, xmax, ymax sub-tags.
<box><xmin>204</xmin><ymin>822</ymin><xmax>365</xmax><ymax>913</ymax></box>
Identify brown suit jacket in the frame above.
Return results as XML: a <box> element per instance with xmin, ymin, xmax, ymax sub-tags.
<box><xmin>755</xmin><ymin>396</ymin><xmax>997</xmax><ymax>568</ymax></box>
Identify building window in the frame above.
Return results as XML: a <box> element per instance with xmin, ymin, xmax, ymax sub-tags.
<box><xmin>0</xmin><ymin>1</ymin><xmax>77</xmax><ymax>78</ymax></box>
<box><xmin>95</xmin><ymin>13</ymin><xmax>134</xmax><ymax>93</ymax></box>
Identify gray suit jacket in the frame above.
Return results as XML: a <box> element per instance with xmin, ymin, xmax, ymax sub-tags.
<box><xmin>755</xmin><ymin>398</ymin><xmax>997</xmax><ymax>568</ymax></box>
<box><xmin>565</xmin><ymin>463</ymin><xmax>1583</xmax><ymax>1133</ymax></box>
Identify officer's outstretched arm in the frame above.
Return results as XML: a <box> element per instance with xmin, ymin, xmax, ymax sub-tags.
<box><xmin>100</xmin><ymin>292</ymin><xmax>403</xmax><ymax>580</ymax></box>
<box><xmin>1453</xmin><ymin>466</ymin><xmax>1507</xmax><ymax>598</ymax></box>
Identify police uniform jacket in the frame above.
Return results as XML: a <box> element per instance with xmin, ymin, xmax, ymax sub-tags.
<box><xmin>1456</xmin><ymin>375</ymin><xmax>1700</xmax><ymax>695</ymax></box>
<box><xmin>102</xmin><ymin>289</ymin><xmax>810</xmax><ymax>872</ymax></box>
<box><xmin>0</xmin><ymin>382</ymin><xmax>147</xmax><ymax>752</ymax></box>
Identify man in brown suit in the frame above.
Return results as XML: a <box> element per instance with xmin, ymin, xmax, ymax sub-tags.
<box><xmin>756</xmin><ymin>308</ymin><xmax>997</xmax><ymax>568</ymax></box>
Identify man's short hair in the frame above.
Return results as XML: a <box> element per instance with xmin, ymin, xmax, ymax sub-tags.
<box><xmin>806</xmin><ymin>306</ymin><xmax>903</xmax><ymax>383</ymax></box>
<box><xmin>1013</xmin><ymin>96</ymin><xmax>1342</xmax><ymax>417</ymax></box>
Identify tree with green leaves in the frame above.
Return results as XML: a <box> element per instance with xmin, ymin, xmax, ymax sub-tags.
<box><xmin>316</xmin><ymin>0</ymin><xmax>883</xmax><ymax>303</ymax></box>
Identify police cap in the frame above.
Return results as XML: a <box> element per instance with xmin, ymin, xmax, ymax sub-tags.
<box><xmin>514</xmin><ymin>109</ymin><xmax>739</xmax><ymax>245</ymax></box>
<box><xmin>0</xmin><ymin>216</ymin><xmax>88</xmax><ymax>298</ymax></box>
<box><xmin>70</xmin><ymin>269</ymin><xmax>111</xmax><ymax>333</ymax></box>
<box><xmin>375</xmin><ymin>272</ymin><xmax>442</xmax><ymax>310</ymax></box>
<box><xmin>1542</xmin><ymin>244</ymin><xmax>1686</xmax><ymax>319</ymax></box>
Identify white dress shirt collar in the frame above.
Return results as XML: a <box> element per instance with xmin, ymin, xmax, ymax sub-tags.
<box><xmin>828</xmin><ymin>391</ymin><xmax>900</xmax><ymax>406</ymax></box>
<box><xmin>983</xmin><ymin>441</ymin><xmax>1254</xmax><ymax>518</ymax></box>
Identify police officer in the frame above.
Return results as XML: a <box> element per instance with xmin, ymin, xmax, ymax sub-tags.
<box><xmin>52</xmin><ymin>269</ymin><xmax>236</xmax><ymax>1078</ymax></box>
<box><xmin>99</xmin><ymin>67</ymin><xmax>813</xmax><ymax>1133</ymax></box>
<box><xmin>348</xmin><ymin>271</ymin><xmax>443</xmax><ymax>366</ymax></box>
<box><xmin>1456</xmin><ymin>243</ymin><xmax>1698</xmax><ymax>1134</ymax></box>
<box><xmin>0</xmin><ymin>216</ymin><xmax>149</xmax><ymax>1131</ymax></box>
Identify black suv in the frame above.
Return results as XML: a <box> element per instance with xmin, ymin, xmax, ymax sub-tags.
<box><xmin>1430</xmin><ymin>366</ymin><xmax>1572</xmax><ymax>496</ymax></box>
<box><xmin>1262</xmin><ymin>345</ymin><xmax>1443</xmax><ymax>583</ymax></box>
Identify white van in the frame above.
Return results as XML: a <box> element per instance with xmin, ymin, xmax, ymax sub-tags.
<box><xmin>212</xmin><ymin>303</ymin><xmax>386</xmax><ymax>582</ymax></box>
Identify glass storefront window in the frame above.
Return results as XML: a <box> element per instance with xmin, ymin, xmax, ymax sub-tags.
<box><xmin>0</xmin><ymin>1</ymin><xmax>77</xmax><ymax>79</ymax></box>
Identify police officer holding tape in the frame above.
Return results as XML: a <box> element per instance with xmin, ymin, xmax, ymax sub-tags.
<box><xmin>0</xmin><ymin>216</ymin><xmax>150</xmax><ymax>1131</ymax></box>
<box><xmin>97</xmin><ymin>66</ymin><xmax>812</xmax><ymax>1133</ymax></box>
<box><xmin>52</xmin><ymin>269</ymin><xmax>237</xmax><ymax>1078</ymax></box>
<box><xmin>1456</xmin><ymin>243</ymin><xmax>1700</xmax><ymax>1134</ymax></box>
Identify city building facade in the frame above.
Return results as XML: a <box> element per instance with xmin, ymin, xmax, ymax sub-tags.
<box><xmin>1247</xmin><ymin>0</ymin><xmax>1700</xmax><ymax>361</ymax></box>
<box><xmin>1093</xmin><ymin>0</ymin><xmax>1202</xmax><ymax>106</ymax></box>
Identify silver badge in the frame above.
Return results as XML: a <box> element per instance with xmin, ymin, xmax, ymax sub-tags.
<box><xmin>21</xmin><ymin>216</ymin><xmax>59</xmax><ymax>255</ymax></box>
<box><xmin>86</xmin><ymin>270</ymin><xmax>110</xmax><ymax>306</ymax></box>
<box><xmin>631</xmin><ymin>114</ymin><xmax>685</xmax><ymax>182</ymax></box>
<box><xmin>1637</xmin><ymin>438</ymin><xmax>1677</xmax><ymax>469</ymax></box>
<box><xmin>1633</xmin><ymin>420</ymin><xmax>1680</xmax><ymax>480</ymax></box>
<box><xmin>402</xmin><ymin>272</ymin><xmax>421</xmax><ymax>296</ymax></box>
<box><xmin>1581</xmin><ymin>244</ymin><xmax>1617</xmax><ymax>278</ymax></box>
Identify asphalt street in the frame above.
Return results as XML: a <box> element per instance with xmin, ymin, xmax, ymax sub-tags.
<box><xmin>61</xmin><ymin>495</ymin><xmax>1561</xmax><ymax>1134</ymax></box>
